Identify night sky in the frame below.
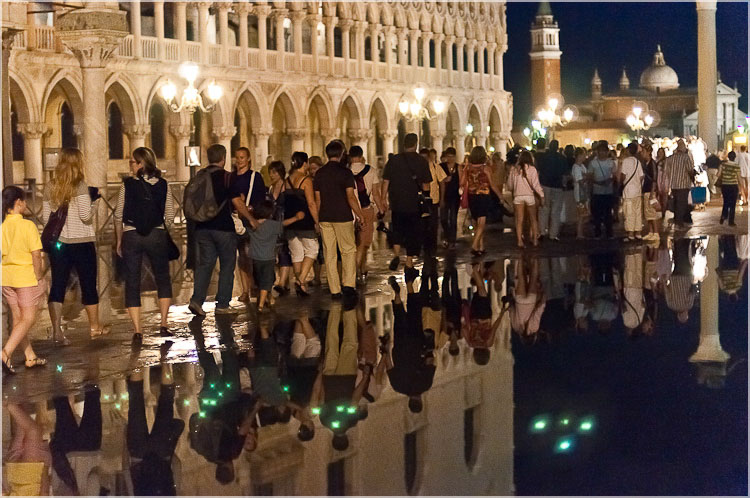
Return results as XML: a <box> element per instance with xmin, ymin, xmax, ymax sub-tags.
<box><xmin>504</xmin><ymin>1</ymin><xmax>749</xmax><ymax>126</ymax></box>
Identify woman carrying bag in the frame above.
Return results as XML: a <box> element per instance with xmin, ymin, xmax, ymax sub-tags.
<box><xmin>115</xmin><ymin>147</ymin><xmax>176</xmax><ymax>343</ymax></box>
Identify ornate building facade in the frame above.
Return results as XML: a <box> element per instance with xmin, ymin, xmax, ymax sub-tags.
<box><xmin>3</xmin><ymin>1</ymin><xmax>512</xmax><ymax>187</ymax></box>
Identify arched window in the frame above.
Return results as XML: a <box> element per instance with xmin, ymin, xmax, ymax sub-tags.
<box><xmin>473</xmin><ymin>49</ymin><xmax>478</xmax><ymax>73</ymax></box>
<box><xmin>333</xmin><ymin>27</ymin><xmax>342</xmax><ymax>57</ymax></box>
<box><xmin>302</xmin><ymin>19</ymin><xmax>313</xmax><ymax>54</ymax></box>
<box><xmin>463</xmin><ymin>46</ymin><xmax>468</xmax><ymax>72</ymax></box>
<box><xmin>107</xmin><ymin>102</ymin><xmax>124</xmax><ymax>159</ymax></box>
<box><xmin>429</xmin><ymin>39</ymin><xmax>435</xmax><ymax>68</ymax></box>
<box><xmin>364</xmin><ymin>35</ymin><xmax>371</xmax><ymax>61</ymax></box>
<box><xmin>11</xmin><ymin>104</ymin><xmax>24</xmax><ymax>161</ymax></box>
<box><xmin>149</xmin><ymin>103</ymin><xmax>166</xmax><ymax>159</ymax></box>
<box><xmin>231</xmin><ymin>109</ymin><xmax>241</xmax><ymax>156</ymax></box>
<box><xmin>483</xmin><ymin>48</ymin><xmax>488</xmax><ymax>74</ymax></box>
<box><xmin>378</xmin><ymin>32</ymin><xmax>386</xmax><ymax>62</ymax></box>
<box><xmin>452</xmin><ymin>43</ymin><xmax>458</xmax><ymax>70</ymax></box>
<box><xmin>61</xmin><ymin>102</ymin><xmax>77</xmax><ymax>149</ymax></box>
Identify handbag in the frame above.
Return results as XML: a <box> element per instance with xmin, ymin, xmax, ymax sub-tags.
<box><xmin>41</xmin><ymin>205</ymin><xmax>68</xmax><ymax>253</ymax></box>
<box><xmin>139</xmin><ymin>179</ymin><xmax>180</xmax><ymax>261</ymax></box>
<box><xmin>232</xmin><ymin>171</ymin><xmax>256</xmax><ymax>236</ymax></box>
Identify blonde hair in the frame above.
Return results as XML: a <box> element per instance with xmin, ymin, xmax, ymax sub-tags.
<box><xmin>49</xmin><ymin>148</ymin><xmax>85</xmax><ymax>207</ymax></box>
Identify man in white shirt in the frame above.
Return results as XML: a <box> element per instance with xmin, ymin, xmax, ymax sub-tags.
<box><xmin>737</xmin><ymin>145</ymin><xmax>749</xmax><ymax>205</ymax></box>
<box><xmin>587</xmin><ymin>141</ymin><xmax>616</xmax><ymax>239</ymax></box>
<box><xmin>349</xmin><ymin>146</ymin><xmax>382</xmax><ymax>283</ymax></box>
<box><xmin>619</xmin><ymin>142</ymin><xmax>644</xmax><ymax>241</ymax></box>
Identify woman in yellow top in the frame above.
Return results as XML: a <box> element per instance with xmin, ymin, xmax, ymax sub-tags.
<box><xmin>2</xmin><ymin>186</ymin><xmax>47</xmax><ymax>374</ymax></box>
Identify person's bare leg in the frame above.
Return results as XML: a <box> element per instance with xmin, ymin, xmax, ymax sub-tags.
<box><xmin>159</xmin><ymin>298</ymin><xmax>170</xmax><ymax>328</ymax></box>
<box><xmin>277</xmin><ymin>266</ymin><xmax>291</xmax><ymax>290</ymax></box>
<box><xmin>258</xmin><ymin>290</ymin><xmax>268</xmax><ymax>310</ymax></box>
<box><xmin>127</xmin><ymin>307</ymin><xmax>142</xmax><ymax>335</ymax></box>
<box><xmin>528</xmin><ymin>205</ymin><xmax>540</xmax><ymax>246</ymax></box>
<box><xmin>48</xmin><ymin>301</ymin><xmax>69</xmax><ymax>345</ymax></box>
<box><xmin>515</xmin><ymin>204</ymin><xmax>525</xmax><ymax>247</ymax></box>
<box><xmin>298</xmin><ymin>257</ymin><xmax>315</xmax><ymax>289</ymax></box>
<box><xmin>238</xmin><ymin>266</ymin><xmax>251</xmax><ymax>299</ymax></box>
<box><xmin>3</xmin><ymin>303</ymin><xmax>35</xmax><ymax>359</ymax></box>
<box><xmin>85</xmin><ymin>304</ymin><xmax>102</xmax><ymax>333</ymax></box>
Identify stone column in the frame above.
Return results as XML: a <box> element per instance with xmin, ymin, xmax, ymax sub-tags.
<box><xmin>324</xmin><ymin>16</ymin><xmax>335</xmax><ymax>75</ymax></box>
<box><xmin>354</xmin><ymin>20</ymin><xmax>366</xmax><ymax>78</ymax></box>
<box><xmin>434</xmin><ymin>33</ymin><xmax>444</xmax><ymax>82</ymax></box>
<box><xmin>289</xmin><ymin>128</ymin><xmax>306</xmax><ymax>153</ymax></box>
<box><xmin>132</xmin><ymin>0</ymin><xmax>142</xmax><ymax>58</ymax></box>
<box><xmin>175</xmin><ymin>2</ymin><xmax>187</xmax><ymax>61</ymax></box>
<box><xmin>2</xmin><ymin>29</ymin><xmax>21</xmax><ymax>185</ymax></box>
<box><xmin>466</xmin><ymin>39</ymin><xmax>476</xmax><ymax>83</ymax></box>
<box><xmin>18</xmin><ymin>123</ymin><xmax>47</xmax><ymax>182</ymax></box>
<box><xmin>218</xmin><ymin>2</ymin><xmax>229</xmax><ymax>65</ymax></box>
<box><xmin>409</xmin><ymin>29</ymin><xmax>419</xmax><ymax>75</ymax></box>
<box><xmin>455</xmin><ymin>132</ymin><xmax>466</xmax><ymax>159</ymax></box>
<box><xmin>476</xmin><ymin>132</ymin><xmax>488</xmax><ymax>150</ymax></box>
<box><xmin>421</xmin><ymin>31</ymin><xmax>432</xmax><ymax>69</ymax></box>
<box><xmin>697</xmin><ymin>1</ymin><xmax>718</xmax><ymax>152</ymax></box>
<box><xmin>382</xmin><ymin>131</ymin><xmax>397</xmax><ymax>159</ymax></box>
<box><xmin>497</xmin><ymin>132</ymin><xmax>509</xmax><ymax>160</ymax></box>
<box><xmin>170</xmin><ymin>125</ymin><xmax>192</xmax><ymax>181</ymax></box>
<box><xmin>477</xmin><ymin>41</ymin><xmax>486</xmax><ymax>89</ymax></box>
<box><xmin>253</xmin><ymin>128</ymin><xmax>272</xmax><ymax>171</ymax></box>
<box><xmin>238</xmin><ymin>2</ymin><xmax>249</xmax><ymax>67</ymax></box>
<box><xmin>397</xmin><ymin>27</ymin><xmax>408</xmax><ymax>81</ymax></box>
<box><xmin>198</xmin><ymin>1</ymin><xmax>210</xmax><ymax>65</ymax></box>
<box><xmin>308</xmin><ymin>14</ymin><xmax>320</xmax><ymax>73</ymax></box>
<box><xmin>57</xmin><ymin>9</ymin><xmax>127</xmax><ymax>188</ymax></box>
<box><xmin>445</xmin><ymin>35</ymin><xmax>455</xmax><ymax>86</ymax></box>
<box><xmin>256</xmin><ymin>5</ymin><xmax>270</xmax><ymax>70</ymax></box>
<box><xmin>431</xmin><ymin>131</ymin><xmax>445</xmax><ymax>156</ymax></box>
<box><xmin>340</xmin><ymin>19</ymin><xmax>352</xmax><ymax>74</ymax></box>
<box><xmin>291</xmin><ymin>10</ymin><xmax>304</xmax><ymax>71</ymax></box>
<box><xmin>487</xmin><ymin>42</ymin><xmax>496</xmax><ymax>90</ymax></box>
<box><xmin>154</xmin><ymin>1</ymin><xmax>165</xmax><ymax>60</ymax></box>
<box><xmin>213</xmin><ymin>126</ymin><xmax>237</xmax><ymax>170</ymax></box>
<box><xmin>456</xmin><ymin>37</ymin><xmax>466</xmax><ymax>84</ymax></box>
<box><xmin>349</xmin><ymin>129</ymin><xmax>371</xmax><ymax>157</ymax></box>
<box><xmin>124</xmin><ymin>124</ymin><xmax>150</xmax><ymax>151</ymax></box>
<box><xmin>690</xmin><ymin>237</ymin><xmax>727</xmax><ymax>363</ymax></box>
<box><xmin>274</xmin><ymin>9</ymin><xmax>287</xmax><ymax>56</ymax></box>
<box><xmin>369</xmin><ymin>23</ymin><xmax>381</xmax><ymax>63</ymax></box>
<box><xmin>384</xmin><ymin>25</ymin><xmax>395</xmax><ymax>79</ymax></box>
<box><xmin>321</xmin><ymin>128</ymin><xmax>339</xmax><ymax>148</ymax></box>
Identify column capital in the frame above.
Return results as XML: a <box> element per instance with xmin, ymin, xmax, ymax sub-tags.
<box><xmin>369</xmin><ymin>23</ymin><xmax>382</xmax><ymax>35</ymax></box>
<box><xmin>254</xmin><ymin>5</ymin><xmax>272</xmax><ymax>17</ymax></box>
<box><xmin>306</xmin><ymin>14</ymin><xmax>321</xmax><ymax>26</ymax></box>
<box><xmin>55</xmin><ymin>7</ymin><xmax>128</xmax><ymax>68</ymax></box>
<box><xmin>254</xmin><ymin>127</ymin><xmax>274</xmax><ymax>139</ymax></box>
<box><xmin>382</xmin><ymin>130</ymin><xmax>398</xmax><ymax>141</ymax></box>
<box><xmin>409</xmin><ymin>28</ymin><xmax>421</xmax><ymax>38</ymax></box>
<box><xmin>434</xmin><ymin>33</ymin><xmax>445</xmax><ymax>43</ymax></box>
<box><xmin>17</xmin><ymin>122</ymin><xmax>48</xmax><ymax>139</ymax></box>
<box><xmin>197</xmin><ymin>2</ymin><xmax>212</xmax><ymax>11</ymax></box>
<box><xmin>383</xmin><ymin>24</ymin><xmax>395</xmax><ymax>36</ymax></box>
<box><xmin>431</xmin><ymin>131</ymin><xmax>446</xmax><ymax>140</ymax></box>
<box><xmin>421</xmin><ymin>31</ymin><xmax>434</xmax><ymax>41</ymax></box>
<box><xmin>466</xmin><ymin>39</ymin><xmax>477</xmax><ymax>49</ymax></box>
<box><xmin>696</xmin><ymin>0</ymin><xmax>717</xmax><ymax>11</ymax></box>
<box><xmin>354</xmin><ymin>20</ymin><xmax>368</xmax><ymax>34</ymax></box>
<box><xmin>321</xmin><ymin>128</ymin><xmax>340</xmax><ymax>143</ymax></box>
<box><xmin>348</xmin><ymin>128</ymin><xmax>372</xmax><ymax>142</ymax></box>
<box><xmin>478</xmin><ymin>40</ymin><xmax>487</xmax><ymax>49</ymax></box>
<box><xmin>487</xmin><ymin>41</ymin><xmax>497</xmax><ymax>51</ymax></box>
<box><xmin>323</xmin><ymin>15</ymin><xmax>336</xmax><ymax>26</ymax></box>
<box><xmin>445</xmin><ymin>35</ymin><xmax>456</xmax><ymax>44</ymax></box>
<box><xmin>456</xmin><ymin>36</ymin><xmax>466</xmax><ymax>48</ymax></box>
<box><xmin>125</xmin><ymin>124</ymin><xmax>150</xmax><ymax>140</ymax></box>
<box><xmin>287</xmin><ymin>127</ymin><xmax>307</xmax><ymax>141</ymax></box>
<box><xmin>291</xmin><ymin>10</ymin><xmax>307</xmax><ymax>22</ymax></box>
<box><xmin>489</xmin><ymin>131</ymin><xmax>503</xmax><ymax>142</ymax></box>
<box><xmin>215</xmin><ymin>2</ymin><xmax>232</xmax><ymax>12</ymax></box>
<box><xmin>170</xmin><ymin>125</ymin><xmax>192</xmax><ymax>140</ymax></box>
<box><xmin>396</xmin><ymin>27</ymin><xmax>409</xmax><ymax>39</ymax></box>
<box><xmin>212</xmin><ymin>126</ymin><xmax>237</xmax><ymax>141</ymax></box>
<box><xmin>338</xmin><ymin>19</ymin><xmax>353</xmax><ymax>32</ymax></box>
<box><xmin>235</xmin><ymin>2</ymin><xmax>252</xmax><ymax>15</ymax></box>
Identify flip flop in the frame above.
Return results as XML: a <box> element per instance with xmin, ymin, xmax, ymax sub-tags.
<box><xmin>24</xmin><ymin>357</ymin><xmax>47</xmax><ymax>369</ymax></box>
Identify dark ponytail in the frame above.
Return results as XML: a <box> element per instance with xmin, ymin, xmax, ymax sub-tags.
<box><xmin>291</xmin><ymin>151</ymin><xmax>309</xmax><ymax>171</ymax></box>
<box><xmin>2</xmin><ymin>186</ymin><xmax>25</xmax><ymax>221</ymax></box>
<box><xmin>132</xmin><ymin>147</ymin><xmax>161</xmax><ymax>179</ymax></box>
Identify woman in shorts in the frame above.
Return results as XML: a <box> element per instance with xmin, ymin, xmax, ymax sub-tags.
<box><xmin>506</xmin><ymin>150</ymin><xmax>545</xmax><ymax>248</ymax></box>
<box><xmin>462</xmin><ymin>146</ymin><xmax>503</xmax><ymax>257</ymax></box>
<box><xmin>2</xmin><ymin>186</ymin><xmax>47</xmax><ymax>373</ymax></box>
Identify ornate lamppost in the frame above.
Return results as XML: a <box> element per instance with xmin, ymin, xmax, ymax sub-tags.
<box><xmin>625</xmin><ymin>101</ymin><xmax>660</xmax><ymax>142</ymax></box>
<box><xmin>534</xmin><ymin>93</ymin><xmax>577</xmax><ymax>140</ymax></box>
<box><xmin>398</xmin><ymin>87</ymin><xmax>445</xmax><ymax>147</ymax></box>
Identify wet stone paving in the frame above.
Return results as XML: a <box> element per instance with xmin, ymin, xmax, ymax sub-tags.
<box><xmin>2</xmin><ymin>204</ymin><xmax>747</xmax><ymax>496</ymax></box>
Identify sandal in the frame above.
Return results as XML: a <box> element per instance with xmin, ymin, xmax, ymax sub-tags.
<box><xmin>2</xmin><ymin>349</ymin><xmax>15</xmax><ymax>375</ymax></box>
<box><xmin>24</xmin><ymin>356</ymin><xmax>47</xmax><ymax>369</ymax></box>
<box><xmin>90</xmin><ymin>325</ymin><xmax>111</xmax><ymax>339</ymax></box>
<box><xmin>131</xmin><ymin>333</ymin><xmax>143</xmax><ymax>345</ymax></box>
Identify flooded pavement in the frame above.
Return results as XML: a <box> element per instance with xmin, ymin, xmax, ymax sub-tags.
<box><xmin>2</xmin><ymin>206</ymin><xmax>747</xmax><ymax>496</ymax></box>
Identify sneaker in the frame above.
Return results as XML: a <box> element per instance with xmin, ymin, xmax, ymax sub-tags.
<box><xmin>215</xmin><ymin>305</ymin><xmax>241</xmax><ymax>314</ymax></box>
<box><xmin>389</xmin><ymin>257</ymin><xmax>400</xmax><ymax>271</ymax></box>
<box><xmin>188</xmin><ymin>301</ymin><xmax>205</xmax><ymax>317</ymax></box>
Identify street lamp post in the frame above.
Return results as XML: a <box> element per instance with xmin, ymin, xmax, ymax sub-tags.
<box><xmin>399</xmin><ymin>86</ymin><xmax>445</xmax><ymax>147</ymax></box>
<box><xmin>160</xmin><ymin>62</ymin><xmax>223</xmax><ymax>177</ymax></box>
<box><xmin>534</xmin><ymin>93</ymin><xmax>577</xmax><ymax>141</ymax></box>
<box><xmin>625</xmin><ymin>101</ymin><xmax>660</xmax><ymax>142</ymax></box>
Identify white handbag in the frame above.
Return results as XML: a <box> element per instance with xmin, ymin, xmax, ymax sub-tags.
<box><xmin>232</xmin><ymin>171</ymin><xmax>256</xmax><ymax>236</ymax></box>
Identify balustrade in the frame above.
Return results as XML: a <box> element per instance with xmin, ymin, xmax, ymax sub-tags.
<box><xmin>228</xmin><ymin>46</ymin><xmax>241</xmax><ymax>66</ymax></box>
<box><xmin>117</xmin><ymin>35</ymin><xmax>133</xmax><ymax>57</ymax></box>
<box><xmin>164</xmin><ymin>39</ymin><xmax>179</xmax><ymax>61</ymax></box>
<box><xmin>208</xmin><ymin>45</ymin><xmax>221</xmax><ymax>65</ymax></box>
<box><xmin>34</xmin><ymin>25</ymin><xmax>55</xmax><ymax>51</ymax></box>
<box><xmin>186</xmin><ymin>42</ymin><xmax>201</xmax><ymax>63</ymax></box>
<box><xmin>141</xmin><ymin>36</ymin><xmax>157</xmax><ymax>59</ymax></box>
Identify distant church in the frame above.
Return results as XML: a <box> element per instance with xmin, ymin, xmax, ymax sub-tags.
<box><xmin>521</xmin><ymin>2</ymin><xmax>746</xmax><ymax>150</ymax></box>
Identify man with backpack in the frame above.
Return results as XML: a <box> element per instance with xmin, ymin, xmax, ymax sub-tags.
<box><xmin>349</xmin><ymin>145</ymin><xmax>382</xmax><ymax>285</ymax></box>
<box><xmin>184</xmin><ymin>144</ymin><xmax>243</xmax><ymax>316</ymax></box>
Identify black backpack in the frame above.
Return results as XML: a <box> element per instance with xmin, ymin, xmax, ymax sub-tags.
<box><xmin>183</xmin><ymin>165</ymin><xmax>227</xmax><ymax>222</ymax></box>
<box><xmin>353</xmin><ymin>164</ymin><xmax>371</xmax><ymax>208</ymax></box>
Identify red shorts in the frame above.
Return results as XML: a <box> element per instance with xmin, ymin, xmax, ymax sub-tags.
<box><xmin>2</xmin><ymin>282</ymin><xmax>43</xmax><ymax>308</ymax></box>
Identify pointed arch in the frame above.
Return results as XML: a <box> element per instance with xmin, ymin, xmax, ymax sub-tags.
<box><xmin>338</xmin><ymin>91</ymin><xmax>365</xmax><ymax>131</ymax></box>
<box><xmin>41</xmin><ymin>69</ymin><xmax>83</xmax><ymax>119</ymax></box>
<box><xmin>8</xmin><ymin>71</ymin><xmax>39</xmax><ymax>124</ymax></box>
<box><xmin>306</xmin><ymin>87</ymin><xmax>335</xmax><ymax>131</ymax></box>
<box><xmin>270</xmin><ymin>89</ymin><xmax>301</xmax><ymax>130</ymax></box>
<box><xmin>488</xmin><ymin>104</ymin><xmax>503</xmax><ymax>132</ymax></box>
<box><xmin>232</xmin><ymin>81</ymin><xmax>270</xmax><ymax>130</ymax></box>
<box><xmin>105</xmin><ymin>73</ymin><xmax>145</xmax><ymax>126</ymax></box>
<box><xmin>368</xmin><ymin>95</ymin><xmax>390</xmax><ymax>131</ymax></box>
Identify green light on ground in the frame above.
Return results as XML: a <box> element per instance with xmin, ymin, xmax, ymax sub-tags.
<box><xmin>534</xmin><ymin>420</ymin><xmax>546</xmax><ymax>430</ymax></box>
<box><xmin>115</xmin><ymin>403</ymin><xmax>121</xmax><ymax>410</ymax></box>
<box><xmin>580</xmin><ymin>421</ymin><xmax>592</xmax><ymax>431</ymax></box>
<box><xmin>199</xmin><ymin>411</ymin><xmax>206</xmax><ymax>418</ymax></box>
<box><xmin>559</xmin><ymin>440</ymin><xmax>571</xmax><ymax>450</ymax></box>
<box><xmin>331</xmin><ymin>421</ymin><xmax>340</xmax><ymax>429</ymax></box>
<box><xmin>56</xmin><ymin>364</ymin><xmax>63</xmax><ymax>373</ymax></box>
<box><xmin>336</xmin><ymin>405</ymin><xmax>345</xmax><ymax>412</ymax></box>
<box><xmin>183</xmin><ymin>399</ymin><xmax>190</xmax><ymax>406</ymax></box>
<box><xmin>347</xmin><ymin>406</ymin><xmax>357</xmax><ymax>414</ymax></box>
<box><xmin>530</xmin><ymin>414</ymin><xmax>551</xmax><ymax>434</ymax></box>
<box><xmin>555</xmin><ymin>436</ymin><xmax>575</xmax><ymax>453</ymax></box>
<box><xmin>283</xmin><ymin>385</ymin><xmax>289</xmax><ymax>392</ymax></box>
<box><xmin>561</xmin><ymin>418</ymin><xmax>569</xmax><ymax>426</ymax></box>
<box><xmin>312</xmin><ymin>407</ymin><xmax>320</xmax><ymax>415</ymax></box>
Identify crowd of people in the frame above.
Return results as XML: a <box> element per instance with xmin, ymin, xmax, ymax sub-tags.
<box><xmin>1</xmin><ymin>130</ymin><xmax>746</xmax><ymax>374</ymax></box>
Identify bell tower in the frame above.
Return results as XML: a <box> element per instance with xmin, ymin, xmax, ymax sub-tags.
<box><xmin>529</xmin><ymin>2</ymin><xmax>561</xmax><ymax>115</ymax></box>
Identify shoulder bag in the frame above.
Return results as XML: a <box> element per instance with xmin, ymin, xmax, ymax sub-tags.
<box><xmin>232</xmin><ymin>171</ymin><xmax>256</xmax><ymax>236</ymax></box>
<box><xmin>41</xmin><ymin>205</ymin><xmax>68</xmax><ymax>253</ymax></box>
<box><xmin>140</xmin><ymin>179</ymin><xmax>180</xmax><ymax>261</ymax></box>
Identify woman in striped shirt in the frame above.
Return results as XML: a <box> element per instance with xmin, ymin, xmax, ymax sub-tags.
<box><xmin>717</xmin><ymin>151</ymin><xmax>740</xmax><ymax>226</ymax></box>
<box><xmin>42</xmin><ymin>148</ymin><xmax>106</xmax><ymax>343</ymax></box>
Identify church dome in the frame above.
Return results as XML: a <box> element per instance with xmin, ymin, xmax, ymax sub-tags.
<box><xmin>639</xmin><ymin>45</ymin><xmax>679</xmax><ymax>92</ymax></box>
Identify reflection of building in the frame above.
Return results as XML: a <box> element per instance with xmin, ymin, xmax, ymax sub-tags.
<box><xmin>3</xmin><ymin>1</ymin><xmax>512</xmax><ymax>187</ymax></box>
<box><xmin>518</xmin><ymin>3</ymin><xmax>746</xmax><ymax>149</ymax></box>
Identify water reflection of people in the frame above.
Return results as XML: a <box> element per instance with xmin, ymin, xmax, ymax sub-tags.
<box><xmin>385</xmin><ymin>269</ymin><xmax>436</xmax><ymax>414</ymax></box>
<box><xmin>282</xmin><ymin>314</ymin><xmax>322</xmax><ymax>441</ymax></box>
<box><xmin>3</xmin><ymin>403</ymin><xmax>51</xmax><ymax>496</ymax></box>
<box><xmin>50</xmin><ymin>386</ymin><xmax>102</xmax><ymax>495</ymax></box>
<box><xmin>441</xmin><ymin>255</ymin><xmax>464</xmax><ymax>356</ymax></box>
<box><xmin>717</xmin><ymin>235</ymin><xmax>747</xmax><ymax>300</ymax></box>
<box><xmin>666</xmin><ymin>238</ymin><xmax>696</xmax><ymax>323</ymax></box>
<box><xmin>467</xmin><ymin>262</ymin><xmax>506</xmax><ymax>361</ymax></box>
<box><xmin>311</xmin><ymin>300</ymin><xmax>370</xmax><ymax>451</ymax></box>
<box><xmin>589</xmin><ymin>251</ymin><xmax>619</xmax><ymax>333</ymax></box>
<box><xmin>509</xmin><ymin>256</ymin><xmax>546</xmax><ymax>342</ymax></box>
<box><xmin>621</xmin><ymin>248</ymin><xmax>646</xmax><ymax>338</ymax></box>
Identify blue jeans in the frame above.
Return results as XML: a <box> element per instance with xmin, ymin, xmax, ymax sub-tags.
<box><xmin>191</xmin><ymin>229</ymin><xmax>237</xmax><ymax>308</ymax></box>
<box><xmin>539</xmin><ymin>186</ymin><xmax>564</xmax><ymax>238</ymax></box>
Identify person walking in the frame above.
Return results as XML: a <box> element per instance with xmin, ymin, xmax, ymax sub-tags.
<box><xmin>439</xmin><ymin>147</ymin><xmax>461</xmax><ymax>249</ymax></box>
<box><xmin>536</xmin><ymin>139</ymin><xmax>569</xmax><ymax>241</ymax></box>
<box><xmin>619</xmin><ymin>142</ymin><xmax>644</xmax><ymax>241</ymax></box>
<box><xmin>665</xmin><ymin>139</ymin><xmax>695</xmax><ymax>230</ymax></box>
<box><xmin>2</xmin><ymin>186</ymin><xmax>47</xmax><ymax>373</ymax></box>
<box><xmin>42</xmin><ymin>147</ymin><xmax>106</xmax><ymax>342</ymax></box>
<box><xmin>587</xmin><ymin>141</ymin><xmax>616</xmax><ymax>239</ymax></box>
<box><xmin>188</xmin><ymin>144</ymin><xmax>241</xmax><ymax>316</ymax></box>
<box><xmin>230</xmin><ymin>147</ymin><xmax>267</xmax><ymax>303</ymax></box>
<box><xmin>571</xmin><ymin>147</ymin><xmax>590</xmax><ymax>239</ymax></box>
<box><xmin>737</xmin><ymin>145</ymin><xmax>749</xmax><ymax>205</ymax></box>
<box><xmin>506</xmin><ymin>150</ymin><xmax>545</xmax><ymax>248</ymax></box>
<box><xmin>705</xmin><ymin>150</ymin><xmax>723</xmax><ymax>195</ymax></box>
<box><xmin>463</xmin><ymin>146</ymin><xmax>503</xmax><ymax>256</ymax></box>
<box><xmin>115</xmin><ymin>147</ymin><xmax>175</xmax><ymax>342</ymax></box>
<box><xmin>717</xmin><ymin>151</ymin><xmax>741</xmax><ymax>226</ymax></box>
<box><xmin>267</xmin><ymin>160</ymin><xmax>293</xmax><ymax>296</ymax></box>
<box><xmin>349</xmin><ymin>145</ymin><xmax>382</xmax><ymax>284</ymax></box>
<box><xmin>382</xmin><ymin>133</ymin><xmax>432</xmax><ymax>273</ymax></box>
<box><xmin>420</xmin><ymin>147</ymin><xmax>447</xmax><ymax>256</ymax></box>
<box><xmin>285</xmin><ymin>151</ymin><xmax>320</xmax><ymax>296</ymax></box>
<box><xmin>313</xmin><ymin>140</ymin><xmax>364</xmax><ymax>299</ymax></box>
<box><xmin>655</xmin><ymin>147</ymin><xmax>670</xmax><ymax>220</ymax></box>
<box><xmin>640</xmin><ymin>143</ymin><xmax>661</xmax><ymax>239</ymax></box>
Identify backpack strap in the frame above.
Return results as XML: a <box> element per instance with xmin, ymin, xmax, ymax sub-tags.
<box><xmin>246</xmin><ymin>171</ymin><xmax>255</xmax><ymax>207</ymax></box>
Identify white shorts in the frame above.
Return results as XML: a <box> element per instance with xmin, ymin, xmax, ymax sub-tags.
<box><xmin>287</xmin><ymin>236</ymin><xmax>319</xmax><ymax>264</ymax></box>
<box><xmin>513</xmin><ymin>195</ymin><xmax>536</xmax><ymax>206</ymax></box>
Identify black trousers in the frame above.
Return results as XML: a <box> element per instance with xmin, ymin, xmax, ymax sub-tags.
<box><xmin>440</xmin><ymin>201</ymin><xmax>459</xmax><ymax>244</ymax></box>
<box><xmin>127</xmin><ymin>380</ymin><xmax>184</xmax><ymax>460</ymax></box>
<box><xmin>48</xmin><ymin>241</ymin><xmax>98</xmax><ymax>305</ymax></box>
<box><xmin>591</xmin><ymin>194</ymin><xmax>614</xmax><ymax>237</ymax></box>
<box><xmin>672</xmin><ymin>188</ymin><xmax>691</xmax><ymax>226</ymax></box>
<box><xmin>423</xmin><ymin>203</ymin><xmax>439</xmax><ymax>255</ymax></box>
<box><xmin>721</xmin><ymin>185</ymin><xmax>739</xmax><ymax>224</ymax></box>
<box><xmin>122</xmin><ymin>229</ymin><xmax>173</xmax><ymax>308</ymax></box>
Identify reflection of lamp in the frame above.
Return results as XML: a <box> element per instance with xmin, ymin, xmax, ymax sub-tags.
<box><xmin>625</xmin><ymin>101</ymin><xmax>659</xmax><ymax>140</ymax></box>
<box><xmin>185</xmin><ymin>146</ymin><xmax>201</xmax><ymax>168</ymax></box>
<box><xmin>160</xmin><ymin>62</ymin><xmax>223</xmax><ymax>114</ymax></box>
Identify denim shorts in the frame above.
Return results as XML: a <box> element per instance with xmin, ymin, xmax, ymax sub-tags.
<box><xmin>253</xmin><ymin>259</ymin><xmax>276</xmax><ymax>291</ymax></box>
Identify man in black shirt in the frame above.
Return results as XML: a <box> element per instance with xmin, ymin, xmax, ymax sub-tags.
<box><xmin>536</xmin><ymin>139</ymin><xmax>570</xmax><ymax>241</ymax></box>
<box><xmin>705</xmin><ymin>151</ymin><xmax>722</xmax><ymax>195</ymax></box>
<box><xmin>440</xmin><ymin>147</ymin><xmax>460</xmax><ymax>249</ymax></box>
<box><xmin>382</xmin><ymin>133</ymin><xmax>432</xmax><ymax>272</ymax></box>
<box><xmin>189</xmin><ymin>144</ymin><xmax>240</xmax><ymax>316</ymax></box>
<box><xmin>313</xmin><ymin>140</ymin><xmax>365</xmax><ymax>299</ymax></box>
